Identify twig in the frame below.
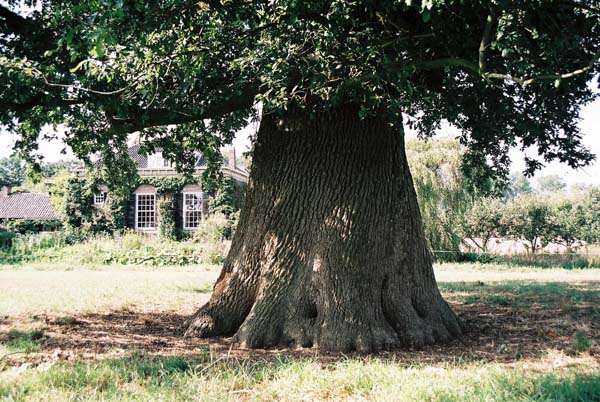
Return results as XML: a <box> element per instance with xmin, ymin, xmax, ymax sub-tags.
<box><xmin>0</xmin><ymin>351</ymin><xmax>27</xmax><ymax>370</ymax></box>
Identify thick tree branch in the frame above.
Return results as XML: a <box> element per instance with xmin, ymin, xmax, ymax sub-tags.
<box><xmin>108</xmin><ymin>82</ymin><xmax>259</xmax><ymax>134</ymax></box>
<box><xmin>0</xmin><ymin>5</ymin><xmax>56</xmax><ymax>55</ymax></box>
<box><xmin>415</xmin><ymin>49</ymin><xmax>600</xmax><ymax>86</ymax></box>
<box><xmin>478</xmin><ymin>11</ymin><xmax>496</xmax><ymax>74</ymax></box>
<box><xmin>415</xmin><ymin>57</ymin><xmax>480</xmax><ymax>73</ymax></box>
<box><xmin>0</xmin><ymin>5</ymin><xmax>33</xmax><ymax>35</ymax></box>
<box><xmin>0</xmin><ymin>93</ymin><xmax>83</xmax><ymax>114</ymax></box>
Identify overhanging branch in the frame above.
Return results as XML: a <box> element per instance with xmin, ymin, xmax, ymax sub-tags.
<box><xmin>0</xmin><ymin>93</ymin><xmax>83</xmax><ymax>114</ymax></box>
<box><xmin>108</xmin><ymin>82</ymin><xmax>259</xmax><ymax>135</ymax></box>
<box><xmin>0</xmin><ymin>6</ymin><xmax>32</xmax><ymax>35</ymax></box>
<box><xmin>482</xmin><ymin>49</ymin><xmax>600</xmax><ymax>85</ymax></box>
<box><xmin>414</xmin><ymin>49</ymin><xmax>600</xmax><ymax>86</ymax></box>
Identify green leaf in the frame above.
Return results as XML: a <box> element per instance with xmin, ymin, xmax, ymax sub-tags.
<box><xmin>422</xmin><ymin>11</ymin><xmax>431</xmax><ymax>23</ymax></box>
<box><xmin>70</xmin><ymin>60</ymin><xmax>88</xmax><ymax>73</ymax></box>
<box><xmin>95</xmin><ymin>34</ymin><xmax>105</xmax><ymax>58</ymax></box>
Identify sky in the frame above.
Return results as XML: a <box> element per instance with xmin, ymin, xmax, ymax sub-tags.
<box><xmin>1</xmin><ymin>96</ymin><xmax>599</xmax><ymax>186</ymax></box>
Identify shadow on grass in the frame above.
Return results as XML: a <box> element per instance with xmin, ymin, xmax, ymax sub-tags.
<box><xmin>0</xmin><ymin>329</ymin><xmax>46</xmax><ymax>353</ymax></box>
<box><xmin>439</xmin><ymin>281</ymin><xmax>600</xmax><ymax>305</ymax></box>
<box><xmin>438</xmin><ymin>280</ymin><xmax>600</xmax><ymax>359</ymax></box>
<box><xmin>1</xmin><ymin>281</ymin><xmax>598</xmax><ymax>369</ymax></box>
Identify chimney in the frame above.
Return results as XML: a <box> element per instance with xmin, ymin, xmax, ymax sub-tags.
<box><xmin>228</xmin><ymin>148</ymin><xmax>237</xmax><ymax>170</ymax></box>
<box><xmin>1</xmin><ymin>186</ymin><xmax>10</xmax><ymax>196</ymax></box>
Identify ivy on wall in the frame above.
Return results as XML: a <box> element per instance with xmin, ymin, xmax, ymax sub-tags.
<box><xmin>209</xmin><ymin>177</ymin><xmax>247</xmax><ymax>216</ymax></box>
<box><xmin>158</xmin><ymin>197</ymin><xmax>179</xmax><ymax>240</ymax></box>
<box><xmin>138</xmin><ymin>176</ymin><xmax>192</xmax><ymax>193</ymax></box>
<box><xmin>54</xmin><ymin>173</ymin><xmax>244</xmax><ymax>238</ymax></box>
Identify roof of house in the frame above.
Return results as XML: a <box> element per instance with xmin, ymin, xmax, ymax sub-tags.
<box><xmin>0</xmin><ymin>192</ymin><xmax>60</xmax><ymax>220</ymax></box>
<box><xmin>93</xmin><ymin>144</ymin><xmax>208</xmax><ymax>169</ymax></box>
<box><xmin>127</xmin><ymin>144</ymin><xmax>148</xmax><ymax>167</ymax></box>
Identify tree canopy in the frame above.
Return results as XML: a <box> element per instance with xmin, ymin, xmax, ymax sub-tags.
<box><xmin>0</xmin><ymin>156</ymin><xmax>25</xmax><ymax>188</ymax></box>
<box><xmin>536</xmin><ymin>174</ymin><xmax>567</xmax><ymax>193</ymax></box>
<box><xmin>503</xmin><ymin>171</ymin><xmax>533</xmax><ymax>200</ymax></box>
<box><xmin>1</xmin><ymin>1</ymin><xmax>599</xmax><ymax>184</ymax></box>
<box><xmin>406</xmin><ymin>138</ymin><xmax>484</xmax><ymax>252</ymax></box>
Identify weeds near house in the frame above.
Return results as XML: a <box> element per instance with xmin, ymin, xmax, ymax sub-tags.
<box><xmin>0</xmin><ymin>232</ymin><xmax>229</xmax><ymax>266</ymax></box>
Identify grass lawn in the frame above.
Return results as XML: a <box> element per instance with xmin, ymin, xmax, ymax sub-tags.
<box><xmin>1</xmin><ymin>262</ymin><xmax>599</xmax><ymax>401</ymax></box>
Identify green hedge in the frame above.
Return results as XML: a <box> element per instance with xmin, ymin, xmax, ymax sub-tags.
<box><xmin>1</xmin><ymin>219</ymin><xmax>62</xmax><ymax>234</ymax></box>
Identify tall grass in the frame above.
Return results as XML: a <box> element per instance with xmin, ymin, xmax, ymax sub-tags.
<box><xmin>0</xmin><ymin>232</ymin><xmax>228</xmax><ymax>266</ymax></box>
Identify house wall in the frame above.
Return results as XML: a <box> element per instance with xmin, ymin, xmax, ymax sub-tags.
<box><xmin>98</xmin><ymin>173</ymin><xmax>247</xmax><ymax>238</ymax></box>
<box><xmin>127</xmin><ymin>185</ymin><xmax>160</xmax><ymax>234</ymax></box>
<box><xmin>123</xmin><ymin>184</ymin><xmax>215</xmax><ymax>237</ymax></box>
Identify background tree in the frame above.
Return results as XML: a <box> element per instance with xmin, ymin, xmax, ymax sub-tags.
<box><xmin>406</xmin><ymin>138</ymin><xmax>486</xmax><ymax>253</ymax></box>
<box><xmin>580</xmin><ymin>188</ymin><xmax>600</xmax><ymax>244</ymax></box>
<box><xmin>1</xmin><ymin>1</ymin><xmax>599</xmax><ymax>352</ymax></box>
<box><xmin>549</xmin><ymin>197</ymin><xmax>587</xmax><ymax>252</ymax></box>
<box><xmin>461</xmin><ymin>197</ymin><xmax>505</xmax><ymax>253</ymax></box>
<box><xmin>0</xmin><ymin>156</ymin><xmax>25</xmax><ymax>188</ymax></box>
<box><xmin>40</xmin><ymin>160</ymin><xmax>79</xmax><ymax>179</ymax></box>
<box><xmin>502</xmin><ymin>196</ymin><xmax>555</xmax><ymax>254</ymax></box>
<box><xmin>503</xmin><ymin>171</ymin><xmax>533</xmax><ymax>200</ymax></box>
<box><xmin>17</xmin><ymin>159</ymin><xmax>79</xmax><ymax>192</ymax></box>
<box><xmin>536</xmin><ymin>174</ymin><xmax>567</xmax><ymax>194</ymax></box>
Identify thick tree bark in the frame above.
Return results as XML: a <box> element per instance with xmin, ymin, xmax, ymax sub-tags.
<box><xmin>184</xmin><ymin>103</ymin><xmax>463</xmax><ymax>353</ymax></box>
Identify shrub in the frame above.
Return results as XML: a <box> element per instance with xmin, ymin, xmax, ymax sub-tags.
<box><xmin>121</xmin><ymin>232</ymin><xmax>144</xmax><ymax>250</ymax></box>
<box><xmin>0</xmin><ymin>231</ymin><xmax>16</xmax><ymax>249</ymax></box>
<box><xmin>193</xmin><ymin>214</ymin><xmax>233</xmax><ymax>243</ymax></box>
<box><xmin>63</xmin><ymin>226</ymin><xmax>88</xmax><ymax>244</ymax></box>
<box><xmin>3</xmin><ymin>219</ymin><xmax>62</xmax><ymax>234</ymax></box>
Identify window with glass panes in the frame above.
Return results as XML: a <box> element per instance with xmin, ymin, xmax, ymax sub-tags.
<box><xmin>183</xmin><ymin>192</ymin><xmax>203</xmax><ymax>229</ymax></box>
<box><xmin>135</xmin><ymin>193</ymin><xmax>156</xmax><ymax>229</ymax></box>
<box><xmin>93</xmin><ymin>192</ymin><xmax>106</xmax><ymax>206</ymax></box>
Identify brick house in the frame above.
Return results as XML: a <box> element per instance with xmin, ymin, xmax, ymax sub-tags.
<box><xmin>89</xmin><ymin>145</ymin><xmax>249</xmax><ymax>236</ymax></box>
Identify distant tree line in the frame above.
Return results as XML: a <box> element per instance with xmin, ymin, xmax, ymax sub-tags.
<box><xmin>408</xmin><ymin>139</ymin><xmax>600</xmax><ymax>255</ymax></box>
<box><xmin>2</xmin><ymin>144</ymin><xmax>599</xmax><ymax>255</ymax></box>
<box><xmin>0</xmin><ymin>156</ymin><xmax>78</xmax><ymax>191</ymax></box>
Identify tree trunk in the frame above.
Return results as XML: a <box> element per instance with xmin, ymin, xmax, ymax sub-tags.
<box><xmin>184</xmin><ymin>103</ymin><xmax>463</xmax><ymax>353</ymax></box>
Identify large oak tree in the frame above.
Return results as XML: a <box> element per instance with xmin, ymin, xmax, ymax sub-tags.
<box><xmin>1</xmin><ymin>0</ymin><xmax>599</xmax><ymax>352</ymax></box>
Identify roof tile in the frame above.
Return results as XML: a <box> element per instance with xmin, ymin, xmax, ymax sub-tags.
<box><xmin>0</xmin><ymin>193</ymin><xmax>60</xmax><ymax>220</ymax></box>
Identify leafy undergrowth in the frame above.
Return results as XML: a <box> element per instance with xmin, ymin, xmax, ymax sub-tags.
<box><xmin>0</xmin><ymin>233</ymin><xmax>229</xmax><ymax>266</ymax></box>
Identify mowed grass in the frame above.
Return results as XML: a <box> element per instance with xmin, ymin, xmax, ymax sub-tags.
<box><xmin>1</xmin><ymin>262</ymin><xmax>599</xmax><ymax>401</ymax></box>
<box><xmin>0</xmin><ymin>264</ymin><xmax>219</xmax><ymax>316</ymax></box>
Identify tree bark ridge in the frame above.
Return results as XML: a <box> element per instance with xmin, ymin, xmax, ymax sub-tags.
<box><xmin>184</xmin><ymin>102</ymin><xmax>463</xmax><ymax>353</ymax></box>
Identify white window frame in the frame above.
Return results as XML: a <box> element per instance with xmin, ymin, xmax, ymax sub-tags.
<box><xmin>135</xmin><ymin>193</ymin><xmax>157</xmax><ymax>230</ymax></box>
<box><xmin>93</xmin><ymin>192</ymin><xmax>106</xmax><ymax>206</ymax></box>
<box><xmin>183</xmin><ymin>192</ymin><xmax>204</xmax><ymax>230</ymax></box>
